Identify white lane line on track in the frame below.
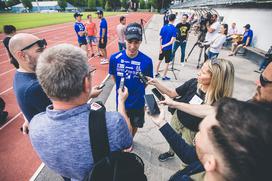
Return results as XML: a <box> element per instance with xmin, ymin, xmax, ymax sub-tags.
<box><xmin>0</xmin><ymin>68</ymin><xmax>15</xmax><ymax>76</ymax></box>
<box><xmin>0</xmin><ymin>60</ymin><xmax>9</xmax><ymax>65</ymax></box>
<box><xmin>0</xmin><ymin>87</ymin><xmax>13</xmax><ymax>95</ymax></box>
<box><xmin>0</xmin><ymin>112</ymin><xmax>22</xmax><ymax>130</ymax></box>
<box><xmin>29</xmin><ymin>163</ymin><xmax>45</xmax><ymax>181</ymax></box>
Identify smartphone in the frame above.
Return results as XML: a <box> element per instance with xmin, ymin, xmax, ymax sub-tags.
<box><xmin>98</xmin><ymin>74</ymin><xmax>111</xmax><ymax>89</ymax></box>
<box><xmin>151</xmin><ymin>88</ymin><xmax>165</xmax><ymax>101</ymax></box>
<box><xmin>137</xmin><ymin>72</ymin><xmax>148</xmax><ymax>85</ymax></box>
<box><xmin>119</xmin><ymin>77</ymin><xmax>125</xmax><ymax>91</ymax></box>
<box><xmin>98</xmin><ymin>83</ymin><xmax>105</xmax><ymax>89</ymax></box>
<box><xmin>144</xmin><ymin>94</ymin><xmax>160</xmax><ymax>115</ymax></box>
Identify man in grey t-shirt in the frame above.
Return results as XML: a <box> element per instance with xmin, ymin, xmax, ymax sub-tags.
<box><xmin>29</xmin><ymin>44</ymin><xmax>132</xmax><ymax>181</ymax></box>
<box><xmin>116</xmin><ymin>16</ymin><xmax>126</xmax><ymax>51</ymax></box>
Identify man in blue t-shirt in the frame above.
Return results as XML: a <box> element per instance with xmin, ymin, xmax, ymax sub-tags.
<box><xmin>9</xmin><ymin>33</ymin><xmax>51</xmax><ymax>134</ymax></box>
<box><xmin>229</xmin><ymin>24</ymin><xmax>253</xmax><ymax>56</ymax></box>
<box><xmin>155</xmin><ymin>14</ymin><xmax>177</xmax><ymax>81</ymax></box>
<box><xmin>97</xmin><ymin>10</ymin><xmax>108</xmax><ymax>65</ymax></box>
<box><xmin>109</xmin><ymin>23</ymin><xmax>153</xmax><ymax>137</ymax></box>
<box><xmin>74</xmin><ymin>12</ymin><xmax>88</xmax><ymax>57</ymax></box>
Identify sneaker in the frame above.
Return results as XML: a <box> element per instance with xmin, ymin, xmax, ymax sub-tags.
<box><xmin>155</xmin><ymin>73</ymin><xmax>160</xmax><ymax>78</ymax></box>
<box><xmin>162</xmin><ymin>76</ymin><xmax>171</xmax><ymax>81</ymax></box>
<box><xmin>100</xmin><ymin>59</ymin><xmax>109</xmax><ymax>65</ymax></box>
<box><xmin>158</xmin><ymin>151</ymin><xmax>175</xmax><ymax>162</ymax></box>
<box><xmin>181</xmin><ymin>62</ymin><xmax>185</xmax><ymax>67</ymax></box>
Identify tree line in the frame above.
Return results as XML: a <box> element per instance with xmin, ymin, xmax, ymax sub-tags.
<box><xmin>0</xmin><ymin>0</ymin><xmax>172</xmax><ymax>12</ymax></box>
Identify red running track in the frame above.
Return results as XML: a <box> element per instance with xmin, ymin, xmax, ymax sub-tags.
<box><xmin>0</xmin><ymin>12</ymin><xmax>153</xmax><ymax>181</ymax></box>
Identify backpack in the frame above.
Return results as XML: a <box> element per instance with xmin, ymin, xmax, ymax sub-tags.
<box><xmin>84</xmin><ymin>102</ymin><xmax>147</xmax><ymax>181</ymax></box>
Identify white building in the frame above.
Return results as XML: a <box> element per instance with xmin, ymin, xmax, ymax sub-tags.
<box><xmin>11</xmin><ymin>1</ymin><xmax>77</xmax><ymax>13</ymax></box>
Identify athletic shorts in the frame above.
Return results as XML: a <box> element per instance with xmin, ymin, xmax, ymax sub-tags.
<box><xmin>126</xmin><ymin>107</ymin><xmax>145</xmax><ymax>128</ymax></box>
<box><xmin>78</xmin><ymin>39</ymin><xmax>87</xmax><ymax>46</ymax></box>
<box><xmin>159</xmin><ymin>49</ymin><xmax>172</xmax><ymax>63</ymax></box>
<box><xmin>98</xmin><ymin>38</ymin><xmax>107</xmax><ymax>49</ymax></box>
<box><xmin>87</xmin><ymin>36</ymin><xmax>97</xmax><ymax>44</ymax></box>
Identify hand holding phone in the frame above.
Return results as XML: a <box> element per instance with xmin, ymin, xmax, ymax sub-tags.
<box><xmin>151</xmin><ymin>88</ymin><xmax>165</xmax><ymax>101</ymax></box>
<box><xmin>120</xmin><ymin>77</ymin><xmax>125</xmax><ymax>91</ymax></box>
<box><xmin>137</xmin><ymin>72</ymin><xmax>148</xmax><ymax>85</ymax></box>
<box><xmin>144</xmin><ymin>94</ymin><xmax>160</xmax><ymax>115</ymax></box>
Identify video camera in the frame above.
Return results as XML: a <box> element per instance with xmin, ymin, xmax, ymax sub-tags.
<box><xmin>197</xmin><ymin>12</ymin><xmax>212</xmax><ymax>43</ymax></box>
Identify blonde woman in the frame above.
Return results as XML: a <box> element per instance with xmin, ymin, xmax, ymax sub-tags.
<box><xmin>147</xmin><ymin>58</ymin><xmax>234</xmax><ymax>164</ymax></box>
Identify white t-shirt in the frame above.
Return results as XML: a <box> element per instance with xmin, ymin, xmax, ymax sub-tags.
<box><xmin>205</xmin><ymin>21</ymin><xmax>220</xmax><ymax>42</ymax></box>
<box><xmin>116</xmin><ymin>24</ymin><xmax>126</xmax><ymax>43</ymax></box>
<box><xmin>228</xmin><ymin>27</ymin><xmax>238</xmax><ymax>35</ymax></box>
<box><xmin>209</xmin><ymin>33</ymin><xmax>226</xmax><ymax>53</ymax></box>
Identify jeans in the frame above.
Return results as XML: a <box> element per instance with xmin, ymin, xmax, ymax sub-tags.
<box><xmin>118</xmin><ymin>42</ymin><xmax>126</xmax><ymax>51</ymax></box>
<box><xmin>171</xmin><ymin>40</ymin><xmax>187</xmax><ymax>63</ymax></box>
<box><xmin>207</xmin><ymin>50</ymin><xmax>219</xmax><ymax>59</ymax></box>
<box><xmin>259</xmin><ymin>58</ymin><xmax>270</xmax><ymax>71</ymax></box>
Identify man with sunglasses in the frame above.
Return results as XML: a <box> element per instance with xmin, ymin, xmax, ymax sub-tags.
<box><xmin>253</xmin><ymin>62</ymin><xmax>272</xmax><ymax>104</ymax></box>
<box><xmin>109</xmin><ymin>23</ymin><xmax>153</xmax><ymax>138</ymax></box>
<box><xmin>9</xmin><ymin>33</ymin><xmax>51</xmax><ymax>134</ymax></box>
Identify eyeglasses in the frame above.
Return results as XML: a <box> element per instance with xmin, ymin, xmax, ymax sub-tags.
<box><xmin>260</xmin><ymin>73</ymin><xmax>272</xmax><ymax>87</ymax></box>
<box><xmin>21</xmin><ymin>39</ymin><xmax>47</xmax><ymax>51</ymax></box>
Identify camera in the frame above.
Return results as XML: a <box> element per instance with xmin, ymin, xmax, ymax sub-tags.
<box><xmin>197</xmin><ymin>12</ymin><xmax>212</xmax><ymax>43</ymax></box>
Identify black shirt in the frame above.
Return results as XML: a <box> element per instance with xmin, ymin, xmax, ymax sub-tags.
<box><xmin>3</xmin><ymin>37</ymin><xmax>14</xmax><ymax>59</ymax></box>
<box><xmin>176</xmin><ymin>22</ymin><xmax>190</xmax><ymax>42</ymax></box>
<box><xmin>3</xmin><ymin>36</ymin><xmax>19</xmax><ymax>69</ymax></box>
<box><xmin>175</xmin><ymin>78</ymin><xmax>205</xmax><ymax>132</ymax></box>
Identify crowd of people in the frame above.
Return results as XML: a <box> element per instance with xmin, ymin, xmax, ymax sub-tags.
<box><xmin>1</xmin><ymin>10</ymin><xmax>272</xmax><ymax>181</ymax></box>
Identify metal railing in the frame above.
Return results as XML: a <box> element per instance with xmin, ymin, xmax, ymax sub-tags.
<box><xmin>171</xmin><ymin>0</ymin><xmax>269</xmax><ymax>8</ymax></box>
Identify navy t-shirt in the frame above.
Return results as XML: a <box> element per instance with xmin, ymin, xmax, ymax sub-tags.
<box><xmin>74</xmin><ymin>22</ymin><xmax>86</xmax><ymax>43</ymax></box>
<box><xmin>13</xmin><ymin>71</ymin><xmax>51</xmax><ymax>121</ymax></box>
<box><xmin>99</xmin><ymin>18</ymin><xmax>108</xmax><ymax>40</ymax></box>
<box><xmin>242</xmin><ymin>29</ymin><xmax>253</xmax><ymax>45</ymax></box>
<box><xmin>109</xmin><ymin>50</ymin><xmax>153</xmax><ymax>109</ymax></box>
<box><xmin>160</xmin><ymin>24</ymin><xmax>177</xmax><ymax>51</ymax></box>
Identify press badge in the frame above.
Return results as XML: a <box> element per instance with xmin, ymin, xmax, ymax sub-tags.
<box><xmin>189</xmin><ymin>95</ymin><xmax>203</xmax><ymax>105</ymax></box>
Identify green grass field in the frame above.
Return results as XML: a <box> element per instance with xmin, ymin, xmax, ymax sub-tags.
<box><xmin>0</xmin><ymin>12</ymin><xmax>123</xmax><ymax>33</ymax></box>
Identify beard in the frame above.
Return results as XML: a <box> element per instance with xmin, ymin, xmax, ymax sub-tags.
<box><xmin>252</xmin><ymin>86</ymin><xmax>262</xmax><ymax>102</ymax></box>
<box><xmin>25</xmin><ymin>54</ymin><xmax>37</xmax><ymax>72</ymax></box>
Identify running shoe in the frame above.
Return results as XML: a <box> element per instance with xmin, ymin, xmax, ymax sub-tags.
<box><xmin>162</xmin><ymin>76</ymin><xmax>171</xmax><ymax>81</ymax></box>
<box><xmin>158</xmin><ymin>151</ymin><xmax>175</xmax><ymax>162</ymax></box>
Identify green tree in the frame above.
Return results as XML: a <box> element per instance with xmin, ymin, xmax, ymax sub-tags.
<box><xmin>87</xmin><ymin>0</ymin><xmax>96</xmax><ymax>8</ymax></box>
<box><xmin>5</xmin><ymin>0</ymin><xmax>20</xmax><ymax>8</ymax></box>
<box><xmin>104</xmin><ymin>0</ymin><xmax>111</xmax><ymax>11</ymax></box>
<box><xmin>121</xmin><ymin>0</ymin><xmax>128</xmax><ymax>9</ymax></box>
<box><xmin>146</xmin><ymin>0</ymin><xmax>152</xmax><ymax>9</ymax></box>
<box><xmin>139</xmin><ymin>0</ymin><xmax>145</xmax><ymax>9</ymax></box>
<box><xmin>58</xmin><ymin>0</ymin><xmax>67</xmax><ymax>11</ymax></box>
<box><xmin>97</xmin><ymin>0</ymin><xmax>105</xmax><ymax>7</ymax></box>
<box><xmin>21</xmin><ymin>0</ymin><xmax>32</xmax><ymax>11</ymax></box>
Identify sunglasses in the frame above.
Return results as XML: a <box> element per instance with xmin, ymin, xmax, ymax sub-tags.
<box><xmin>260</xmin><ymin>74</ymin><xmax>272</xmax><ymax>87</ymax></box>
<box><xmin>210</xmin><ymin>58</ymin><xmax>220</xmax><ymax>66</ymax></box>
<box><xmin>21</xmin><ymin>39</ymin><xmax>47</xmax><ymax>51</ymax></box>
